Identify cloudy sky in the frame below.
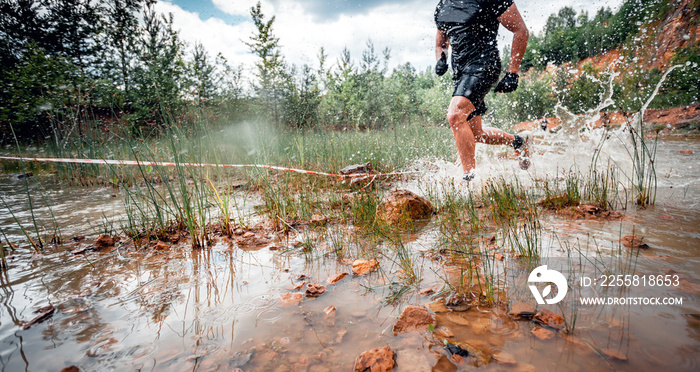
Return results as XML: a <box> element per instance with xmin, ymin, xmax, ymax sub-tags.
<box><xmin>156</xmin><ymin>0</ymin><xmax>624</xmax><ymax>72</ymax></box>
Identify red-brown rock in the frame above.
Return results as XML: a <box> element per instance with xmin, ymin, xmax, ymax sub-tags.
<box><xmin>531</xmin><ymin>327</ymin><xmax>555</xmax><ymax>340</ymax></box>
<box><xmin>305</xmin><ymin>283</ymin><xmax>326</xmax><ymax>298</ymax></box>
<box><xmin>601</xmin><ymin>348</ymin><xmax>628</xmax><ymax>361</ymax></box>
<box><xmin>621</xmin><ymin>235</ymin><xmax>649</xmax><ymax>249</ymax></box>
<box><xmin>393</xmin><ymin>305</ymin><xmax>436</xmax><ymax>335</ymax></box>
<box><xmin>327</xmin><ymin>272</ymin><xmax>349</xmax><ymax>285</ymax></box>
<box><xmin>95</xmin><ymin>235</ymin><xmax>114</xmax><ymax>250</ymax></box>
<box><xmin>534</xmin><ymin>309</ymin><xmax>565</xmax><ymax>330</ymax></box>
<box><xmin>280</xmin><ymin>293</ymin><xmax>303</xmax><ymax>306</ymax></box>
<box><xmin>354</xmin><ymin>346</ymin><xmax>396</xmax><ymax>372</ymax></box>
<box><xmin>352</xmin><ymin>259</ymin><xmax>379</xmax><ymax>275</ymax></box>
<box><xmin>376</xmin><ymin>189</ymin><xmax>433</xmax><ymax>225</ymax></box>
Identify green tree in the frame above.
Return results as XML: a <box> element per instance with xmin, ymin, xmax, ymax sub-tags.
<box><xmin>245</xmin><ymin>1</ymin><xmax>287</xmax><ymax>124</ymax></box>
<box><xmin>131</xmin><ymin>4</ymin><xmax>185</xmax><ymax>130</ymax></box>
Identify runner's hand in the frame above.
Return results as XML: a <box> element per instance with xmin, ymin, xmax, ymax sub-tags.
<box><xmin>494</xmin><ymin>72</ymin><xmax>519</xmax><ymax>93</ymax></box>
<box><xmin>435</xmin><ymin>51</ymin><xmax>448</xmax><ymax>76</ymax></box>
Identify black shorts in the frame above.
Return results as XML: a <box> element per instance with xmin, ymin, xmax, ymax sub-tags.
<box><xmin>452</xmin><ymin>62</ymin><xmax>501</xmax><ymax>120</ymax></box>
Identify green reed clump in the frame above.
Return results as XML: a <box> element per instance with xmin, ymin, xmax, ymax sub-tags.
<box><xmin>483</xmin><ymin>176</ymin><xmax>529</xmax><ymax>227</ymax></box>
<box><xmin>584</xmin><ymin>164</ymin><xmax>620</xmax><ymax>210</ymax></box>
<box><xmin>538</xmin><ymin>171</ymin><xmax>582</xmax><ymax>210</ymax></box>
<box><xmin>504</xmin><ymin>204</ymin><xmax>542</xmax><ymax>259</ymax></box>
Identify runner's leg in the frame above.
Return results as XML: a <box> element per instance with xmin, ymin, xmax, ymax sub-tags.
<box><xmin>446</xmin><ymin>96</ymin><xmax>476</xmax><ymax>175</ymax></box>
<box><xmin>468</xmin><ymin>115</ymin><xmax>515</xmax><ymax>145</ymax></box>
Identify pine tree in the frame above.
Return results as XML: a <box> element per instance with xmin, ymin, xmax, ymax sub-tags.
<box><xmin>245</xmin><ymin>1</ymin><xmax>287</xmax><ymax>124</ymax></box>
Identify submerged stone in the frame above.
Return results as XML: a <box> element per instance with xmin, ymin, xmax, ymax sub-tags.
<box><xmin>393</xmin><ymin>305</ymin><xmax>436</xmax><ymax>335</ymax></box>
<box><xmin>507</xmin><ymin>302</ymin><xmax>536</xmax><ymax>319</ymax></box>
<box><xmin>354</xmin><ymin>345</ymin><xmax>395</xmax><ymax>372</ymax></box>
<box><xmin>280</xmin><ymin>293</ymin><xmax>303</xmax><ymax>306</ymax></box>
<box><xmin>531</xmin><ymin>327</ymin><xmax>555</xmax><ymax>340</ymax></box>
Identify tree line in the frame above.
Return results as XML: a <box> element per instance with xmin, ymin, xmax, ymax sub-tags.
<box><xmin>1</xmin><ymin>0</ymin><xmax>697</xmax><ymax>145</ymax></box>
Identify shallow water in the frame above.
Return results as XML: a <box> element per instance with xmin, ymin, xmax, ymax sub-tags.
<box><xmin>0</xmin><ymin>136</ymin><xmax>699</xmax><ymax>371</ymax></box>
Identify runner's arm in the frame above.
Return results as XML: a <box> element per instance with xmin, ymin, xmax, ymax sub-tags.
<box><xmin>497</xmin><ymin>3</ymin><xmax>529</xmax><ymax>74</ymax></box>
<box><xmin>435</xmin><ymin>29</ymin><xmax>449</xmax><ymax>61</ymax></box>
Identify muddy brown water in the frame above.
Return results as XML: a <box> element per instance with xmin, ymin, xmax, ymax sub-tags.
<box><xmin>0</xmin><ymin>138</ymin><xmax>699</xmax><ymax>371</ymax></box>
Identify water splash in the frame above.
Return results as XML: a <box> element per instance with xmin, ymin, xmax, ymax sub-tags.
<box><xmin>410</xmin><ymin>63</ymin><xmax>690</xmax><ymax>201</ymax></box>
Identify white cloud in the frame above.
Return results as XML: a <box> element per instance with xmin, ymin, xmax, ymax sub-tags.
<box><xmin>154</xmin><ymin>2</ymin><xmax>256</xmax><ymax>67</ymax></box>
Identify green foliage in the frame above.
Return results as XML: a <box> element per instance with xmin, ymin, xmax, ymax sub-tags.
<box><xmin>486</xmin><ymin>71</ymin><xmax>556</xmax><ymax>125</ymax></box>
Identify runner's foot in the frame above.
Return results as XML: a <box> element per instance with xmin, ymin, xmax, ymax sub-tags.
<box><xmin>513</xmin><ymin>131</ymin><xmax>532</xmax><ymax>170</ymax></box>
<box><xmin>463</xmin><ymin>171</ymin><xmax>475</xmax><ymax>183</ymax></box>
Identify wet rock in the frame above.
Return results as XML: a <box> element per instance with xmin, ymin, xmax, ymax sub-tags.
<box><xmin>531</xmin><ymin>327</ymin><xmax>555</xmax><ymax>340</ymax></box>
<box><xmin>352</xmin><ymin>259</ymin><xmax>378</xmax><ymax>275</ymax></box>
<box><xmin>280</xmin><ymin>293</ymin><xmax>303</xmax><ymax>306</ymax></box>
<box><xmin>507</xmin><ymin>302</ymin><xmax>536</xmax><ymax>319</ymax></box>
<box><xmin>292</xmin><ymin>281</ymin><xmax>306</xmax><ymax>290</ymax></box>
<box><xmin>324</xmin><ymin>305</ymin><xmax>336</xmax><ymax>316</ymax></box>
<box><xmin>493</xmin><ymin>351</ymin><xmax>516</xmax><ymax>365</ymax></box>
<box><xmin>154</xmin><ymin>241</ymin><xmax>169</xmax><ymax>251</ymax></box>
<box><xmin>305</xmin><ymin>283</ymin><xmax>326</xmax><ymax>298</ymax></box>
<box><xmin>22</xmin><ymin>305</ymin><xmax>55</xmax><ymax>330</ymax></box>
<box><xmin>396</xmin><ymin>349</ymin><xmax>431</xmax><ymax>372</ymax></box>
<box><xmin>340</xmin><ymin>162</ymin><xmax>373</xmax><ymax>175</ymax></box>
<box><xmin>601</xmin><ymin>348</ymin><xmax>628</xmax><ymax>361</ymax></box>
<box><xmin>310</xmin><ymin>214</ymin><xmax>328</xmax><ymax>226</ymax></box>
<box><xmin>393</xmin><ymin>305</ymin><xmax>436</xmax><ymax>335</ymax></box>
<box><xmin>621</xmin><ymin>235</ymin><xmax>649</xmax><ymax>249</ymax></box>
<box><xmin>445</xmin><ymin>313</ymin><xmax>471</xmax><ymax>326</ymax></box>
<box><xmin>434</xmin><ymin>326</ymin><xmax>454</xmax><ymax>338</ymax></box>
<box><xmin>327</xmin><ymin>272</ymin><xmax>349</xmax><ymax>285</ymax></box>
<box><xmin>451</xmin><ymin>341</ymin><xmax>491</xmax><ymax>367</ymax></box>
<box><xmin>418</xmin><ymin>288</ymin><xmax>434</xmax><ymax>296</ymax></box>
<box><xmin>375</xmin><ymin>189</ymin><xmax>433</xmax><ymax>226</ymax></box>
<box><xmin>60</xmin><ymin>367</ymin><xmax>80</xmax><ymax>372</ymax></box>
<box><xmin>354</xmin><ymin>346</ymin><xmax>396</xmax><ymax>372</ymax></box>
<box><xmin>425</xmin><ymin>299</ymin><xmax>450</xmax><ymax>313</ymax></box>
<box><xmin>95</xmin><ymin>235</ymin><xmax>115</xmax><ymax>250</ymax></box>
<box><xmin>533</xmin><ymin>309</ymin><xmax>565</xmax><ymax>330</ymax></box>
<box><xmin>445</xmin><ymin>295</ymin><xmax>470</xmax><ymax>312</ymax></box>
<box><xmin>234</xmin><ymin>228</ymin><xmax>271</xmax><ymax>248</ymax></box>
<box><xmin>433</xmin><ymin>355</ymin><xmax>458</xmax><ymax>372</ymax></box>
<box><xmin>336</xmin><ymin>329</ymin><xmax>347</xmax><ymax>343</ymax></box>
